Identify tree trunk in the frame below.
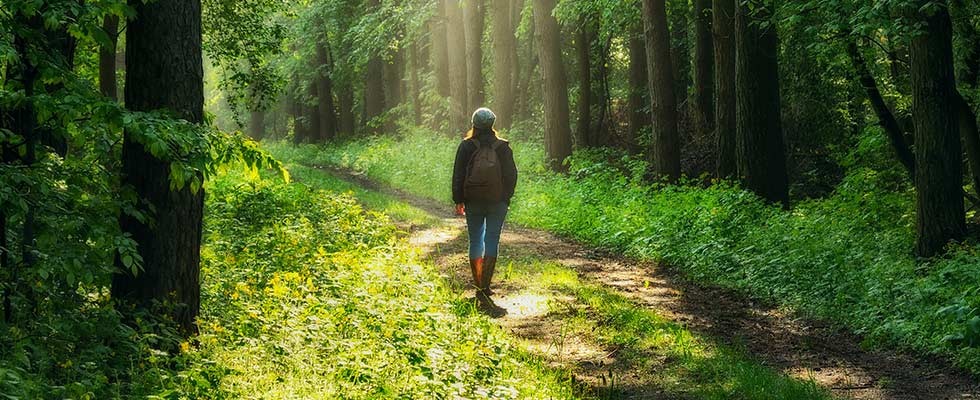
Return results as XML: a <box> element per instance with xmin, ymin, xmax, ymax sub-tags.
<box><xmin>464</xmin><ymin>0</ymin><xmax>486</xmax><ymax>111</ymax></box>
<box><xmin>431</xmin><ymin>2</ymin><xmax>451</xmax><ymax>97</ymax></box>
<box><xmin>734</xmin><ymin>1</ymin><xmax>788</xmax><ymax>206</ymax></box>
<box><xmin>410</xmin><ymin>41</ymin><xmax>423</xmax><ymax>126</ymax></box>
<box><xmin>492</xmin><ymin>0</ymin><xmax>517</xmax><ymax>128</ymax></box>
<box><xmin>446</xmin><ymin>0</ymin><xmax>469</xmax><ymax>132</ymax></box>
<box><xmin>575</xmin><ymin>19</ymin><xmax>592</xmax><ymax>148</ymax></box>
<box><xmin>627</xmin><ymin>23</ymin><xmax>649</xmax><ymax>155</ymax></box>
<box><xmin>383</xmin><ymin>47</ymin><xmax>404</xmax><ymax>111</ymax></box>
<box><xmin>113</xmin><ymin>0</ymin><xmax>205</xmax><ymax>336</ymax></box>
<box><xmin>338</xmin><ymin>83</ymin><xmax>356</xmax><ymax>135</ymax></box>
<box><xmin>845</xmin><ymin>40</ymin><xmax>916</xmax><ymax>178</ymax></box>
<box><xmin>249</xmin><ymin>109</ymin><xmax>264</xmax><ymax>140</ymax></box>
<box><xmin>532</xmin><ymin>0</ymin><xmax>572</xmax><ymax>171</ymax></box>
<box><xmin>514</xmin><ymin>20</ymin><xmax>536</xmax><ymax>123</ymax></box>
<box><xmin>99</xmin><ymin>15</ymin><xmax>119</xmax><ymax>100</ymax></box>
<box><xmin>364</xmin><ymin>54</ymin><xmax>385</xmax><ymax>126</ymax></box>
<box><xmin>957</xmin><ymin>93</ymin><xmax>980</xmax><ymax>200</ymax></box>
<box><xmin>643</xmin><ymin>0</ymin><xmax>680</xmax><ymax>180</ymax></box>
<box><xmin>317</xmin><ymin>42</ymin><xmax>337</xmax><ymax>140</ymax></box>
<box><xmin>910</xmin><ymin>2</ymin><xmax>965</xmax><ymax>257</ymax></box>
<box><xmin>692</xmin><ymin>0</ymin><xmax>713</xmax><ymax>139</ymax></box>
<box><xmin>669</xmin><ymin>0</ymin><xmax>690</xmax><ymax>100</ymax></box>
<box><xmin>713</xmin><ymin>0</ymin><xmax>736</xmax><ymax>177</ymax></box>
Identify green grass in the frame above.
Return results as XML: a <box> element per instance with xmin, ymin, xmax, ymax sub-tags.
<box><xmin>265</xmin><ymin>126</ymin><xmax>980</xmax><ymax>376</ymax></box>
<box><xmin>193</xmin><ymin>169</ymin><xmax>581</xmax><ymax>398</ymax></box>
<box><xmin>498</xmin><ymin>257</ymin><xmax>832</xmax><ymax>399</ymax></box>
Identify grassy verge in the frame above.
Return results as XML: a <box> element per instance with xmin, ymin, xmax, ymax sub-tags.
<box><xmin>499</xmin><ymin>255</ymin><xmax>832</xmax><ymax>399</ymax></box>
<box><xmin>265</xmin><ymin>127</ymin><xmax>980</xmax><ymax>375</ymax></box>
<box><xmin>193</xmin><ymin>169</ymin><xmax>580</xmax><ymax>398</ymax></box>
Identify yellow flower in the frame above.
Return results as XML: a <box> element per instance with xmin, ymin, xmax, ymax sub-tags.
<box><xmin>180</xmin><ymin>341</ymin><xmax>191</xmax><ymax>353</ymax></box>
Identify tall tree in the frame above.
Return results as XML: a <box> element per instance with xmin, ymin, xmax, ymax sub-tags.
<box><xmin>99</xmin><ymin>15</ymin><xmax>120</xmax><ymax>100</ymax></box>
<box><xmin>431</xmin><ymin>1</ymin><xmax>451</xmax><ymax>97</ymax></box>
<box><xmin>446</xmin><ymin>0</ymin><xmax>469</xmax><ymax>132</ymax></box>
<box><xmin>713</xmin><ymin>0</ymin><xmax>736</xmax><ymax>177</ymax></box>
<box><xmin>627</xmin><ymin>22</ymin><xmax>649</xmax><ymax>155</ymax></box>
<box><xmin>692</xmin><ymin>0</ymin><xmax>713</xmax><ymax>139</ymax></box>
<box><xmin>112</xmin><ymin>0</ymin><xmax>205</xmax><ymax>335</ymax></box>
<box><xmin>642</xmin><ymin>0</ymin><xmax>680</xmax><ymax>180</ymax></box>
<box><xmin>317</xmin><ymin>41</ymin><xmax>338</xmax><ymax>141</ymax></box>
<box><xmin>532</xmin><ymin>0</ymin><xmax>572</xmax><ymax>171</ymax></box>
<box><xmin>910</xmin><ymin>1</ymin><xmax>965</xmax><ymax>257</ymax></box>
<box><xmin>363</xmin><ymin>0</ymin><xmax>385</xmax><ymax>127</ymax></box>
<box><xmin>734</xmin><ymin>0</ymin><xmax>788</xmax><ymax>205</ymax></box>
<box><xmin>491</xmin><ymin>0</ymin><xmax>517</xmax><ymax>128</ymax></box>
<box><xmin>575</xmin><ymin>19</ymin><xmax>593</xmax><ymax>148</ymax></box>
<box><xmin>464</xmin><ymin>0</ymin><xmax>486</xmax><ymax>110</ymax></box>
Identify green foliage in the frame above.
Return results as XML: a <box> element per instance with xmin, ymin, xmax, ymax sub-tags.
<box><xmin>197</xmin><ymin>169</ymin><xmax>579</xmax><ymax>398</ymax></box>
<box><xmin>284</xmin><ymin>127</ymin><xmax>980</xmax><ymax>376</ymax></box>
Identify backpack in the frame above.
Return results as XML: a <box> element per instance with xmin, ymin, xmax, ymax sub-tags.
<box><xmin>463</xmin><ymin>137</ymin><xmax>504</xmax><ymax>203</ymax></box>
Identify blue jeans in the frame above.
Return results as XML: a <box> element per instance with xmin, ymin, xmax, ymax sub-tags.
<box><xmin>465</xmin><ymin>201</ymin><xmax>508</xmax><ymax>259</ymax></box>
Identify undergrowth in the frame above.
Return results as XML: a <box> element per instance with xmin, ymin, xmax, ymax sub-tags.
<box><xmin>266</xmin><ymin>126</ymin><xmax>980</xmax><ymax>375</ymax></box>
<box><xmin>197</xmin><ymin>169</ymin><xmax>579</xmax><ymax>398</ymax></box>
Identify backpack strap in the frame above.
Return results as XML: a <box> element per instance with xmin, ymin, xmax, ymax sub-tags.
<box><xmin>490</xmin><ymin>140</ymin><xmax>504</xmax><ymax>150</ymax></box>
<box><xmin>469</xmin><ymin>137</ymin><xmax>482</xmax><ymax>148</ymax></box>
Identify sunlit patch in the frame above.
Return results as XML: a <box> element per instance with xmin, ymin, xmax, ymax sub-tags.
<box><xmin>496</xmin><ymin>292</ymin><xmax>550</xmax><ymax>318</ymax></box>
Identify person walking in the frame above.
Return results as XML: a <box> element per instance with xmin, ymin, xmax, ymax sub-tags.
<box><xmin>452</xmin><ymin>108</ymin><xmax>518</xmax><ymax>302</ymax></box>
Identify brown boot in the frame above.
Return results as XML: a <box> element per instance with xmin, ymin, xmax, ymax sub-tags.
<box><xmin>469</xmin><ymin>258</ymin><xmax>484</xmax><ymax>294</ymax></box>
<box><xmin>481</xmin><ymin>256</ymin><xmax>497</xmax><ymax>296</ymax></box>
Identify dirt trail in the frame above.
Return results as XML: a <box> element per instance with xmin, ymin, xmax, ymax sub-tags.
<box><xmin>319</xmin><ymin>166</ymin><xmax>980</xmax><ymax>400</ymax></box>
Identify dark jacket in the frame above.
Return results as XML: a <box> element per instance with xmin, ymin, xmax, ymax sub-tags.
<box><xmin>452</xmin><ymin>133</ymin><xmax>518</xmax><ymax>204</ymax></box>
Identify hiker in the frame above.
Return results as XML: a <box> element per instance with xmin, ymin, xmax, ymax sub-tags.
<box><xmin>452</xmin><ymin>108</ymin><xmax>518</xmax><ymax>301</ymax></box>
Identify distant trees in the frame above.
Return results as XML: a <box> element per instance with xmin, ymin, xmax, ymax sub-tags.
<box><xmin>464</xmin><ymin>0</ymin><xmax>486</xmax><ymax>110</ymax></box>
<box><xmin>642</xmin><ymin>0</ymin><xmax>680</xmax><ymax>180</ymax></box>
<box><xmin>446</xmin><ymin>0</ymin><xmax>469</xmax><ymax>132</ymax></box>
<box><xmin>491</xmin><ymin>0</ymin><xmax>518</xmax><ymax>129</ymax></box>
<box><xmin>112</xmin><ymin>0</ymin><xmax>206</xmax><ymax>334</ymax></box>
<box><xmin>532</xmin><ymin>0</ymin><xmax>573</xmax><ymax>171</ymax></box>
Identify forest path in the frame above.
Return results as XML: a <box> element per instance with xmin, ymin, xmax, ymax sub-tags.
<box><xmin>314</xmin><ymin>165</ymin><xmax>979</xmax><ymax>400</ymax></box>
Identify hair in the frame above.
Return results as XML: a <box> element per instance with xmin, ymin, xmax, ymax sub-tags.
<box><xmin>464</xmin><ymin>127</ymin><xmax>499</xmax><ymax>139</ymax></box>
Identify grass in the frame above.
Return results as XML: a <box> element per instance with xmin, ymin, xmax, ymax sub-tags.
<box><xmin>500</xmin><ymin>256</ymin><xmax>832</xmax><ymax>399</ymax></box>
<box><xmin>193</xmin><ymin>168</ymin><xmax>581</xmax><ymax>398</ymax></box>
<box><xmin>265</xmin><ymin>125</ymin><xmax>980</xmax><ymax>376</ymax></box>
<box><xmin>278</xmin><ymin>155</ymin><xmax>832</xmax><ymax>398</ymax></box>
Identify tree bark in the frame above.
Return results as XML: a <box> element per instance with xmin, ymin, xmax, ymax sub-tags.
<box><xmin>317</xmin><ymin>41</ymin><xmax>337</xmax><ymax>141</ymax></box>
<box><xmin>575</xmin><ymin>19</ymin><xmax>592</xmax><ymax>148</ymax></box>
<box><xmin>713</xmin><ymin>0</ymin><xmax>736</xmax><ymax>177</ymax></box>
<box><xmin>734</xmin><ymin>0</ymin><xmax>788</xmax><ymax>205</ymax></box>
<box><xmin>99</xmin><ymin>15</ymin><xmax>119</xmax><ymax>100</ymax></box>
<box><xmin>514</xmin><ymin>20</ymin><xmax>537</xmax><ymax>123</ymax></box>
<box><xmin>431</xmin><ymin>1</ymin><xmax>451</xmax><ymax>97</ymax></box>
<box><xmin>845</xmin><ymin>40</ymin><xmax>915</xmax><ymax>178</ymax></box>
<box><xmin>627</xmin><ymin>23</ymin><xmax>649</xmax><ymax>155</ymax></box>
<box><xmin>532</xmin><ymin>0</ymin><xmax>572</xmax><ymax>171</ymax></box>
<box><xmin>643</xmin><ymin>0</ymin><xmax>680</xmax><ymax>180</ymax></box>
<box><xmin>383</xmin><ymin>47</ymin><xmax>404</xmax><ymax>111</ymax></box>
<box><xmin>464</xmin><ymin>0</ymin><xmax>486</xmax><ymax>111</ymax></box>
<box><xmin>446</xmin><ymin>0</ymin><xmax>469</xmax><ymax>132</ymax></box>
<box><xmin>113</xmin><ymin>0</ymin><xmax>205</xmax><ymax>335</ymax></box>
<box><xmin>910</xmin><ymin>2</ymin><xmax>965</xmax><ymax>257</ymax></box>
<box><xmin>492</xmin><ymin>0</ymin><xmax>517</xmax><ymax>128</ymax></box>
<box><xmin>669</xmin><ymin>0</ymin><xmax>690</xmax><ymax>100</ymax></box>
<box><xmin>338</xmin><ymin>83</ymin><xmax>356</xmax><ymax>135</ymax></box>
<box><xmin>249</xmin><ymin>109</ymin><xmax>264</xmax><ymax>140</ymax></box>
<box><xmin>410</xmin><ymin>41</ymin><xmax>423</xmax><ymax>126</ymax></box>
<box><xmin>692</xmin><ymin>0</ymin><xmax>713</xmax><ymax>139</ymax></box>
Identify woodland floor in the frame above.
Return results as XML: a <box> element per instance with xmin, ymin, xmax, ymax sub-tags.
<box><xmin>312</xmin><ymin>165</ymin><xmax>980</xmax><ymax>400</ymax></box>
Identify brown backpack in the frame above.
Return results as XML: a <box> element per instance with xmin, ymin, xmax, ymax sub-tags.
<box><xmin>463</xmin><ymin>137</ymin><xmax>504</xmax><ymax>203</ymax></box>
